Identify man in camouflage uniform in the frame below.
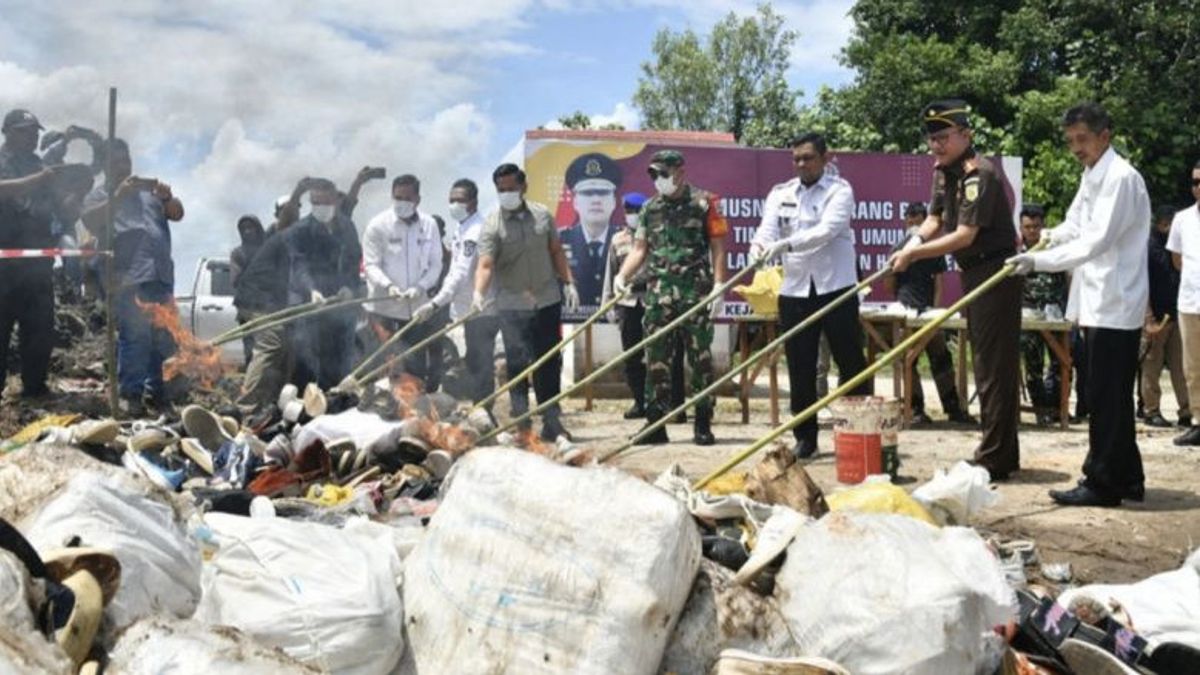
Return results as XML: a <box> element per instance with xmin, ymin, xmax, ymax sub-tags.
<box><xmin>1018</xmin><ymin>204</ymin><xmax>1068</xmax><ymax>425</ymax></box>
<box><xmin>614</xmin><ymin>149</ymin><xmax>728</xmax><ymax>445</ymax></box>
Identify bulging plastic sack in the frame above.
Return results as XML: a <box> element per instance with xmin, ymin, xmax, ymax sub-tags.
<box><xmin>826</xmin><ymin>477</ymin><xmax>937</xmax><ymax>525</ymax></box>
<box><xmin>404</xmin><ymin>448</ymin><xmax>701</xmax><ymax>675</ymax></box>
<box><xmin>775</xmin><ymin>512</ymin><xmax>1015</xmax><ymax>675</ymax></box>
<box><xmin>195</xmin><ymin>513</ymin><xmax>405</xmax><ymax>675</ymax></box>
<box><xmin>106</xmin><ymin>616</ymin><xmax>319</xmax><ymax>674</ymax></box>
<box><xmin>911</xmin><ymin>461</ymin><xmax>1000</xmax><ymax>526</ymax></box>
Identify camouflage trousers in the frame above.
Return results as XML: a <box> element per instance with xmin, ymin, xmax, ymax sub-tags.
<box><xmin>643</xmin><ymin>283</ymin><xmax>714</xmax><ymax>414</ymax></box>
<box><xmin>1020</xmin><ymin>331</ymin><xmax>1060</xmax><ymax>410</ymax></box>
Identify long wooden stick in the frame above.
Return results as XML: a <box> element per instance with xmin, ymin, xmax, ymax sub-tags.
<box><xmin>693</xmin><ymin>253</ymin><xmax>1030</xmax><ymax>490</ymax></box>
<box><xmin>477</xmin><ymin>260</ymin><xmax>767</xmax><ymax>444</ymax></box>
<box><xmin>350</xmin><ymin>309</ymin><xmax>480</xmax><ymax>388</ymax></box>
<box><xmin>470</xmin><ymin>290</ymin><xmax>629</xmax><ymax>413</ymax></box>
<box><xmin>601</xmin><ymin>266</ymin><xmax>891</xmax><ymax>461</ymax></box>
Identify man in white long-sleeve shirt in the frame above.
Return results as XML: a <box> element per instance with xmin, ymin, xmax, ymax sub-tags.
<box><xmin>363</xmin><ymin>174</ymin><xmax>444</xmax><ymax>387</ymax></box>
<box><xmin>1009</xmin><ymin>102</ymin><xmax>1151</xmax><ymax>507</ymax></box>
<box><xmin>412</xmin><ymin>178</ymin><xmax>498</xmax><ymax>406</ymax></box>
<box><xmin>749</xmin><ymin>132</ymin><xmax>870</xmax><ymax>459</ymax></box>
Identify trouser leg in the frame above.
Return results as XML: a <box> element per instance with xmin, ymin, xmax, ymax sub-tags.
<box><xmin>16</xmin><ymin>273</ymin><xmax>54</xmax><ymax>393</ymax></box>
<box><xmin>498</xmin><ymin>310</ymin><xmax>535</xmax><ymax>426</ymax></box>
<box><xmin>464</xmin><ymin>315</ymin><xmax>499</xmax><ymax>406</ymax></box>
<box><xmin>531</xmin><ymin>302</ymin><xmax>563</xmax><ymax>419</ymax></box>
<box><xmin>1081</xmin><ymin>327</ymin><xmax>1143</xmax><ymax>494</ymax></box>
<box><xmin>237</xmin><ymin>321</ymin><xmax>288</xmax><ymax>412</ymax></box>
<box><xmin>1141</xmin><ymin>329</ymin><xmax>1168</xmax><ymax>415</ymax></box>
<box><xmin>115</xmin><ymin>287</ymin><xmax>152</xmax><ymax>400</ymax></box>
<box><xmin>618</xmin><ymin>304</ymin><xmax>646</xmax><ymax>404</ymax></box>
<box><xmin>1164</xmin><ymin>322</ymin><xmax>1190</xmax><ymax>417</ymax></box>
<box><xmin>965</xmin><ymin>271</ymin><xmax>1021</xmax><ymax>475</ymax></box>
<box><xmin>779</xmin><ymin>294</ymin><xmax>822</xmax><ymax>445</ymax></box>
<box><xmin>925</xmin><ymin>330</ymin><xmax>961</xmax><ymax>414</ymax></box>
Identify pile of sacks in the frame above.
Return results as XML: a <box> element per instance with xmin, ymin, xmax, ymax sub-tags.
<box><xmin>3</xmin><ymin>399</ymin><xmax>1200</xmax><ymax>674</ymax></box>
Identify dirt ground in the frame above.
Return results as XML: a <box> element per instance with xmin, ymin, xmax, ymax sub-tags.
<box><xmin>566</xmin><ymin>372</ymin><xmax>1200</xmax><ymax>586</ymax></box>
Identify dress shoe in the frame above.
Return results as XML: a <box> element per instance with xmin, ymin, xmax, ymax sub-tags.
<box><xmin>1121</xmin><ymin>483</ymin><xmax>1145</xmax><ymax>502</ymax></box>
<box><xmin>693</xmin><ymin>409</ymin><xmax>715</xmax><ymax>446</ymax></box>
<box><xmin>1144</xmin><ymin>412</ymin><xmax>1172</xmax><ymax>428</ymax></box>
<box><xmin>1173</xmin><ymin>426</ymin><xmax>1200</xmax><ymax>447</ymax></box>
<box><xmin>668</xmin><ymin>410</ymin><xmax>688</xmax><ymax>424</ymax></box>
<box><xmin>635</xmin><ymin>407</ymin><xmax>669</xmax><ymax>445</ymax></box>
<box><xmin>792</xmin><ymin>438</ymin><xmax>818</xmax><ymax>460</ymax></box>
<box><xmin>1049</xmin><ymin>484</ymin><xmax>1121</xmax><ymax>507</ymax></box>
<box><xmin>910</xmin><ymin>410</ymin><xmax>933</xmax><ymax>426</ymax></box>
<box><xmin>947</xmin><ymin>410</ymin><xmax>978</xmax><ymax>425</ymax></box>
<box><xmin>623</xmin><ymin>401</ymin><xmax>646</xmax><ymax>419</ymax></box>
<box><xmin>1179</xmin><ymin>415</ymin><xmax>1193</xmax><ymax>428</ymax></box>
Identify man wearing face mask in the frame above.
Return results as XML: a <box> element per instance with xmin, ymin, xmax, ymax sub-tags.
<box><xmin>474</xmin><ymin>163</ymin><xmax>580</xmax><ymax>441</ymax></box>
<box><xmin>560</xmin><ymin>152</ymin><xmax>622</xmax><ymax>313</ymax></box>
<box><xmin>363</xmin><ymin>174</ymin><xmax>443</xmax><ymax>388</ymax></box>
<box><xmin>414</xmin><ymin>179</ymin><xmax>498</xmax><ymax>407</ymax></box>
<box><xmin>614</xmin><ymin>149</ymin><xmax>728</xmax><ymax>446</ymax></box>
<box><xmin>750</xmin><ymin>132</ymin><xmax>870</xmax><ymax>459</ymax></box>
<box><xmin>285</xmin><ymin>177</ymin><xmax>364</xmax><ymax>390</ymax></box>
<box><xmin>0</xmin><ymin>109</ymin><xmax>72</xmax><ymax>400</ymax></box>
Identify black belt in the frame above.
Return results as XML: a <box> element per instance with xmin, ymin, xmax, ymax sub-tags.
<box><xmin>956</xmin><ymin>247</ymin><xmax>1014</xmax><ymax>272</ymax></box>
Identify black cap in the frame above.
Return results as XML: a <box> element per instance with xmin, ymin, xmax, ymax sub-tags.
<box><xmin>565</xmin><ymin>152</ymin><xmax>622</xmax><ymax>189</ymax></box>
<box><xmin>2</xmin><ymin>109</ymin><xmax>43</xmax><ymax>133</ymax></box>
<box><xmin>922</xmin><ymin>99</ymin><xmax>971</xmax><ymax>133</ymax></box>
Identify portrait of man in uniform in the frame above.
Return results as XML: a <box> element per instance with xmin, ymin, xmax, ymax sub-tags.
<box><xmin>560</xmin><ymin>151</ymin><xmax>623</xmax><ymax>312</ymax></box>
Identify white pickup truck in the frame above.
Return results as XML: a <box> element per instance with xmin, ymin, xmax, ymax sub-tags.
<box><xmin>175</xmin><ymin>256</ymin><xmax>243</xmax><ymax>365</ymax></box>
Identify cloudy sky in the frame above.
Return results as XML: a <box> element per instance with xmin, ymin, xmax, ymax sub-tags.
<box><xmin>0</xmin><ymin>0</ymin><xmax>854</xmax><ymax>289</ymax></box>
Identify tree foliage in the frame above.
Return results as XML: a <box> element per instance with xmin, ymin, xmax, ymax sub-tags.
<box><xmin>554</xmin><ymin>110</ymin><xmax>625</xmax><ymax>131</ymax></box>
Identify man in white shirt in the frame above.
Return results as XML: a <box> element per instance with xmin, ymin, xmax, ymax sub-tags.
<box><xmin>413</xmin><ymin>178</ymin><xmax>498</xmax><ymax>407</ymax></box>
<box><xmin>1009</xmin><ymin>102</ymin><xmax>1151</xmax><ymax>507</ymax></box>
<box><xmin>750</xmin><ymin>132</ymin><xmax>870</xmax><ymax>459</ymax></box>
<box><xmin>1168</xmin><ymin>160</ymin><xmax>1200</xmax><ymax>446</ymax></box>
<box><xmin>363</xmin><ymin>174</ymin><xmax>444</xmax><ymax>388</ymax></box>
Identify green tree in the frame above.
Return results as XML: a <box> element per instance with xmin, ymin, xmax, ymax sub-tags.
<box><xmin>554</xmin><ymin>110</ymin><xmax>625</xmax><ymax>131</ymax></box>
<box><xmin>633</xmin><ymin>2</ymin><xmax>803</xmax><ymax>144</ymax></box>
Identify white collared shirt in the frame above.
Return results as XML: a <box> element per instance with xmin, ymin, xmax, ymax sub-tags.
<box><xmin>363</xmin><ymin>208</ymin><xmax>443</xmax><ymax>319</ymax></box>
<box><xmin>1167</xmin><ymin>204</ymin><xmax>1200</xmax><ymax>314</ymax></box>
<box><xmin>752</xmin><ymin>171</ymin><xmax>857</xmax><ymax>297</ymax></box>
<box><xmin>430</xmin><ymin>211</ymin><xmax>493</xmax><ymax>319</ymax></box>
<box><xmin>1031</xmin><ymin>146</ymin><xmax>1150</xmax><ymax>330</ymax></box>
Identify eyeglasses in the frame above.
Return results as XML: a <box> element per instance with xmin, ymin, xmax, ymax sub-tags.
<box><xmin>576</xmin><ymin>188</ymin><xmax>614</xmax><ymax>197</ymax></box>
<box><xmin>647</xmin><ymin>168</ymin><xmax>671</xmax><ymax>179</ymax></box>
<box><xmin>926</xmin><ymin>129</ymin><xmax>959</xmax><ymax>146</ymax></box>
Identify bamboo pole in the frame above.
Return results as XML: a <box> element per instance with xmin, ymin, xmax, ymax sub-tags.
<box><xmin>601</xmin><ymin>265</ymin><xmax>892</xmax><ymax>461</ymax></box>
<box><xmin>343</xmin><ymin>311</ymin><xmax>427</xmax><ymax>384</ymax></box>
<box><xmin>348</xmin><ymin>309</ymin><xmax>480</xmax><ymax>389</ymax></box>
<box><xmin>692</xmin><ymin>252</ymin><xmax>1034</xmax><ymax>491</ymax></box>
<box><xmin>477</xmin><ymin>259</ymin><xmax>767</xmax><ymax>444</ymax></box>
<box><xmin>470</xmin><ymin>290</ymin><xmax>629</xmax><ymax>414</ymax></box>
<box><xmin>104</xmin><ymin>88</ymin><xmax>119</xmax><ymax>417</ymax></box>
<box><xmin>210</xmin><ymin>295</ymin><xmax>377</xmax><ymax>346</ymax></box>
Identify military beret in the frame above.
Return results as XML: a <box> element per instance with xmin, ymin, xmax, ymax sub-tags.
<box><xmin>649</xmin><ymin>149</ymin><xmax>685</xmax><ymax>168</ymax></box>
<box><xmin>623</xmin><ymin>192</ymin><xmax>647</xmax><ymax>210</ymax></box>
<box><xmin>922</xmin><ymin>99</ymin><xmax>972</xmax><ymax>133</ymax></box>
<box><xmin>2</xmin><ymin>109</ymin><xmax>43</xmax><ymax>132</ymax></box>
<box><xmin>565</xmin><ymin>152</ymin><xmax>622</xmax><ymax>189</ymax></box>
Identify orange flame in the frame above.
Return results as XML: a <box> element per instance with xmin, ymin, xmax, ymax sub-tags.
<box><xmin>136</xmin><ymin>298</ymin><xmax>223</xmax><ymax>387</ymax></box>
<box><xmin>513</xmin><ymin>428</ymin><xmax>552</xmax><ymax>456</ymax></box>
<box><xmin>388</xmin><ymin>372</ymin><xmax>425</xmax><ymax>419</ymax></box>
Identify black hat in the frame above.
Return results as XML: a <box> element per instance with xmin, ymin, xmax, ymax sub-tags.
<box><xmin>565</xmin><ymin>152</ymin><xmax>622</xmax><ymax>189</ymax></box>
<box><xmin>2</xmin><ymin>109</ymin><xmax>43</xmax><ymax>133</ymax></box>
<box><xmin>921</xmin><ymin>99</ymin><xmax>971</xmax><ymax>133</ymax></box>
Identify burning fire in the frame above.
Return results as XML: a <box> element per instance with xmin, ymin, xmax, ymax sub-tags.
<box><xmin>136</xmin><ymin>298</ymin><xmax>223</xmax><ymax>387</ymax></box>
<box><xmin>513</xmin><ymin>428</ymin><xmax>552</xmax><ymax>456</ymax></box>
<box><xmin>389</xmin><ymin>373</ymin><xmax>424</xmax><ymax>418</ymax></box>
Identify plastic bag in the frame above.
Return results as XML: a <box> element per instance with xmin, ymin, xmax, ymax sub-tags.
<box><xmin>106</xmin><ymin>616</ymin><xmax>318</xmax><ymax>674</ymax></box>
<box><xmin>195</xmin><ymin>513</ymin><xmax>405</xmax><ymax>675</ymax></box>
<box><xmin>826</xmin><ymin>477</ymin><xmax>937</xmax><ymax>525</ymax></box>
<box><xmin>911</xmin><ymin>461</ymin><xmax>1000</xmax><ymax>525</ymax></box>
<box><xmin>404</xmin><ymin>449</ymin><xmax>701</xmax><ymax>674</ymax></box>
<box><xmin>775</xmin><ymin>512</ymin><xmax>1015</xmax><ymax>675</ymax></box>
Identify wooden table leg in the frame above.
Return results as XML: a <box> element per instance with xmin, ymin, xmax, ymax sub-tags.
<box><xmin>767</xmin><ymin>322</ymin><xmax>779</xmax><ymax>425</ymax></box>
<box><xmin>584</xmin><ymin>323</ymin><xmax>594</xmax><ymax>412</ymax></box>
<box><xmin>1040</xmin><ymin>329</ymin><xmax>1073</xmax><ymax>430</ymax></box>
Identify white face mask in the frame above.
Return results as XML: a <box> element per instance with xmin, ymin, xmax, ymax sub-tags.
<box><xmin>654</xmin><ymin>175</ymin><xmax>677</xmax><ymax>196</ymax></box>
<box><xmin>625</xmin><ymin>213</ymin><xmax>639</xmax><ymax>229</ymax></box>
<box><xmin>498</xmin><ymin>190</ymin><xmax>523</xmax><ymax>211</ymax></box>
<box><xmin>447</xmin><ymin>202</ymin><xmax>470</xmax><ymax>222</ymax></box>
<box><xmin>393</xmin><ymin>200</ymin><xmax>416</xmax><ymax>220</ymax></box>
<box><xmin>311</xmin><ymin>204</ymin><xmax>336</xmax><ymax>223</ymax></box>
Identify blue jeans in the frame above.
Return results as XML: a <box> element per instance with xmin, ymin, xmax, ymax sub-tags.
<box><xmin>115</xmin><ymin>282</ymin><xmax>176</xmax><ymax>401</ymax></box>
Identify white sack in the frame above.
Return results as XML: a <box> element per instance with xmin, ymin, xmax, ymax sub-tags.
<box><xmin>106</xmin><ymin>616</ymin><xmax>318</xmax><ymax>674</ymax></box>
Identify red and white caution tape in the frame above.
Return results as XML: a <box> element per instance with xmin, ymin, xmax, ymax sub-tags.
<box><xmin>0</xmin><ymin>248</ymin><xmax>110</xmax><ymax>259</ymax></box>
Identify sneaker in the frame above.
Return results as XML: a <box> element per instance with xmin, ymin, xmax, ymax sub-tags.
<box><xmin>303</xmin><ymin>382</ymin><xmax>327</xmax><ymax>418</ymax></box>
<box><xmin>733</xmin><ymin>506</ymin><xmax>805</xmax><ymax>586</ymax></box>
<box><xmin>1173</xmin><ymin>426</ymin><xmax>1200</xmax><ymax>447</ymax></box>
<box><xmin>711</xmin><ymin>648</ymin><xmax>850</xmax><ymax>675</ymax></box>
<box><xmin>1059</xmin><ymin>638</ymin><xmax>1140</xmax><ymax>675</ymax></box>
<box><xmin>1144</xmin><ymin>413</ymin><xmax>1172</xmax><ymax>428</ymax></box>
<box><xmin>70</xmin><ymin>419</ymin><xmax>120</xmax><ymax>447</ymax></box>
<box><xmin>179</xmin><ymin>437</ymin><xmax>214</xmax><ymax>475</ymax></box>
<box><xmin>46</xmin><ymin>570</ymin><xmax>104</xmax><ymax>665</ymax></box>
<box><xmin>182</xmin><ymin>404</ymin><xmax>233</xmax><ymax>452</ymax></box>
<box><xmin>122</xmin><ymin>451</ymin><xmax>186</xmax><ymax>491</ymax></box>
<box><xmin>422</xmin><ymin>449</ymin><xmax>453</xmax><ymax>480</ymax></box>
<box><xmin>277</xmin><ymin>383</ymin><xmax>299</xmax><ymax>412</ymax></box>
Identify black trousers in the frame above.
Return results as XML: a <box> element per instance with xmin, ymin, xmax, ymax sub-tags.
<box><xmin>617</xmin><ymin>303</ymin><xmax>685</xmax><ymax>407</ymax></box>
<box><xmin>423</xmin><ymin>305</ymin><xmax>451</xmax><ymax>393</ymax></box>
<box><xmin>464</xmin><ymin>315</ymin><xmax>499</xmax><ymax>407</ymax></box>
<box><xmin>779</xmin><ymin>286</ymin><xmax>870</xmax><ymax>445</ymax></box>
<box><xmin>0</xmin><ymin>267</ymin><xmax>54</xmax><ymax>394</ymax></box>
<box><xmin>963</xmin><ymin>264</ymin><xmax>1022</xmax><ymax>474</ymax></box>
<box><xmin>1082</xmin><ymin>327</ymin><xmax>1144</xmax><ymax>495</ymax></box>
<box><xmin>498</xmin><ymin>303</ymin><xmax>563</xmax><ymax>424</ymax></box>
<box><xmin>368</xmin><ymin>313</ymin><xmax>442</xmax><ymax>390</ymax></box>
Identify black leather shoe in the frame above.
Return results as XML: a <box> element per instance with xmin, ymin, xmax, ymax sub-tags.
<box><xmin>1173</xmin><ymin>426</ymin><xmax>1200</xmax><ymax>447</ymax></box>
<box><xmin>947</xmin><ymin>410</ymin><xmax>978</xmax><ymax>425</ymax></box>
<box><xmin>792</xmin><ymin>438</ymin><xmax>818</xmax><ymax>460</ymax></box>
<box><xmin>635</xmin><ymin>407</ymin><xmax>669</xmax><ymax>445</ymax></box>
<box><xmin>623</xmin><ymin>401</ymin><xmax>646</xmax><ymax>420</ymax></box>
<box><xmin>1049</xmin><ymin>484</ymin><xmax>1121</xmax><ymax>507</ymax></box>
<box><xmin>1121</xmin><ymin>484</ymin><xmax>1145</xmax><ymax>502</ymax></box>
<box><xmin>1179</xmin><ymin>415</ymin><xmax>1193</xmax><ymax>428</ymax></box>
<box><xmin>693</xmin><ymin>410</ymin><xmax>715</xmax><ymax>446</ymax></box>
<box><xmin>1144</xmin><ymin>413</ymin><xmax>1172</xmax><ymax>428</ymax></box>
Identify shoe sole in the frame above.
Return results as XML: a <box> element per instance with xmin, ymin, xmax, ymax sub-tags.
<box><xmin>1059</xmin><ymin>638</ymin><xmax>1139</xmax><ymax>675</ymax></box>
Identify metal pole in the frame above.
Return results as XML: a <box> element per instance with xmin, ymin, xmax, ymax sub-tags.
<box><xmin>103</xmin><ymin>88</ymin><xmax>119</xmax><ymax>417</ymax></box>
<box><xmin>350</xmin><ymin>309</ymin><xmax>480</xmax><ymax>388</ymax></box>
<box><xmin>692</xmin><ymin>253</ymin><xmax>1031</xmax><ymax>490</ymax></box>
<box><xmin>477</xmin><ymin>259</ymin><xmax>767</xmax><ymax>444</ymax></box>
<box><xmin>601</xmin><ymin>266</ymin><xmax>891</xmax><ymax>461</ymax></box>
<box><xmin>470</xmin><ymin>290</ymin><xmax>629</xmax><ymax>414</ymax></box>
